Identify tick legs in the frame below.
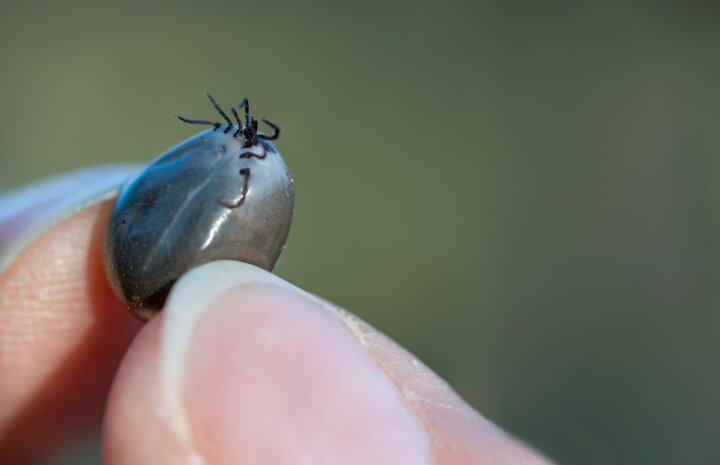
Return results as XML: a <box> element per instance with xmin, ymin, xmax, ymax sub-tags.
<box><xmin>220</xmin><ymin>168</ymin><xmax>251</xmax><ymax>209</ymax></box>
<box><xmin>175</xmin><ymin>115</ymin><xmax>221</xmax><ymax>130</ymax></box>
<box><xmin>239</xmin><ymin>147</ymin><xmax>268</xmax><ymax>160</ymax></box>
<box><xmin>176</xmin><ymin>93</ymin><xmax>280</xmax><ymax>142</ymax></box>
<box><xmin>258</xmin><ymin>118</ymin><xmax>280</xmax><ymax>140</ymax></box>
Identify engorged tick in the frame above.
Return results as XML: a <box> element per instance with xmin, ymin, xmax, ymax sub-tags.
<box><xmin>175</xmin><ymin>92</ymin><xmax>280</xmax><ymax>208</ymax></box>
<box><xmin>103</xmin><ymin>91</ymin><xmax>294</xmax><ymax>320</ymax></box>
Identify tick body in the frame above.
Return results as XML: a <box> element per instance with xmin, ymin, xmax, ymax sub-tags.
<box><xmin>103</xmin><ymin>93</ymin><xmax>294</xmax><ymax>320</ymax></box>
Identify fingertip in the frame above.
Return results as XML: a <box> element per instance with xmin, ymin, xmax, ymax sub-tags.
<box><xmin>104</xmin><ymin>261</ymin><xmax>553</xmax><ymax>465</ymax></box>
<box><xmin>105</xmin><ymin>261</ymin><xmax>430</xmax><ymax>465</ymax></box>
<box><xmin>180</xmin><ymin>282</ymin><xmax>430</xmax><ymax>465</ymax></box>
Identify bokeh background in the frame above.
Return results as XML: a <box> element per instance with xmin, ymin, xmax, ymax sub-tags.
<box><xmin>1</xmin><ymin>0</ymin><xmax>719</xmax><ymax>463</ymax></box>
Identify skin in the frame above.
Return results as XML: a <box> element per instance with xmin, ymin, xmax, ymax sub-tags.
<box><xmin>0</xmin><ymin>171</ymin><xmax>554</xmax><ymax>465</ymax></box>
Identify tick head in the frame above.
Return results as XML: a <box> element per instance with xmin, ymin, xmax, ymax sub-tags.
<box><xmin>176</xmin><ymin>92</ymin><xmax>280</xmax><ymax>148</ymax></box>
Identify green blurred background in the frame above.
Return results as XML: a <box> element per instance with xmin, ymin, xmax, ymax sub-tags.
<box><xmin>2</xmin><ymin>0</ymin><xmax>719</xmax><ymax>463</ymax></box>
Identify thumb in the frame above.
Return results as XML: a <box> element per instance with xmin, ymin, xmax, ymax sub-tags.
<box><xmin>103</xmin><ymin>261</ymin><xmax>552</xmax><ymax>465</ymax></box>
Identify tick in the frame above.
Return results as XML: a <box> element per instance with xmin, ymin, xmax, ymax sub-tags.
<box><xmin>103</xmin><ymin>92</ymin><xmax>294</xmax><ymax>320</ymax></box>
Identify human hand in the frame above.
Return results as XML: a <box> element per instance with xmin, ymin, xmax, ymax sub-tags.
<box><xmin>0</xmin><ymin>169</ymin><xmax>553</xmax><ymax>464</ymax></box>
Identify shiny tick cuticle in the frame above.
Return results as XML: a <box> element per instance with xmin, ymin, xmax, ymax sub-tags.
<box><xmin>102</xmin><ymin>92</ymin><xmax>294</xmax><ymax>320</ymax></box>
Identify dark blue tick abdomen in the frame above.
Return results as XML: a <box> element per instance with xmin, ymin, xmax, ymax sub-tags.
<box><xmin>103</xmin><ymin>96</ymin><xmax>293</xmax><ymax>320</ymax></box>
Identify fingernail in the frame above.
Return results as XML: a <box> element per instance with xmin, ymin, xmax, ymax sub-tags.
<box><xmin>160</xmin><ymin>260</ymin><xmax>430</xmax><ymax>465</ymax></box>
<box><xmin>0</xmin><ymin>164</ymin><xmax>142</xmax><ymax>272</ymax></box>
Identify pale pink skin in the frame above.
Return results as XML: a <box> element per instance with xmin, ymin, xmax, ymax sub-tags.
<box><xmin>0</xmin><ymin>174</ymin><xmax>554</xmax><ymax>465</ymax></box>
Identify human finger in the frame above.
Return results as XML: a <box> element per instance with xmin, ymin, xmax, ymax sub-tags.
<box><xmin>104</xmin><ymin>261</ymin><xmax>553</xmax><ymax>465</ymax></box>
<box><xmin>0</xmin><ymin>168</ymin><xmax>143</xmax><ymax>464</ymax></box>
